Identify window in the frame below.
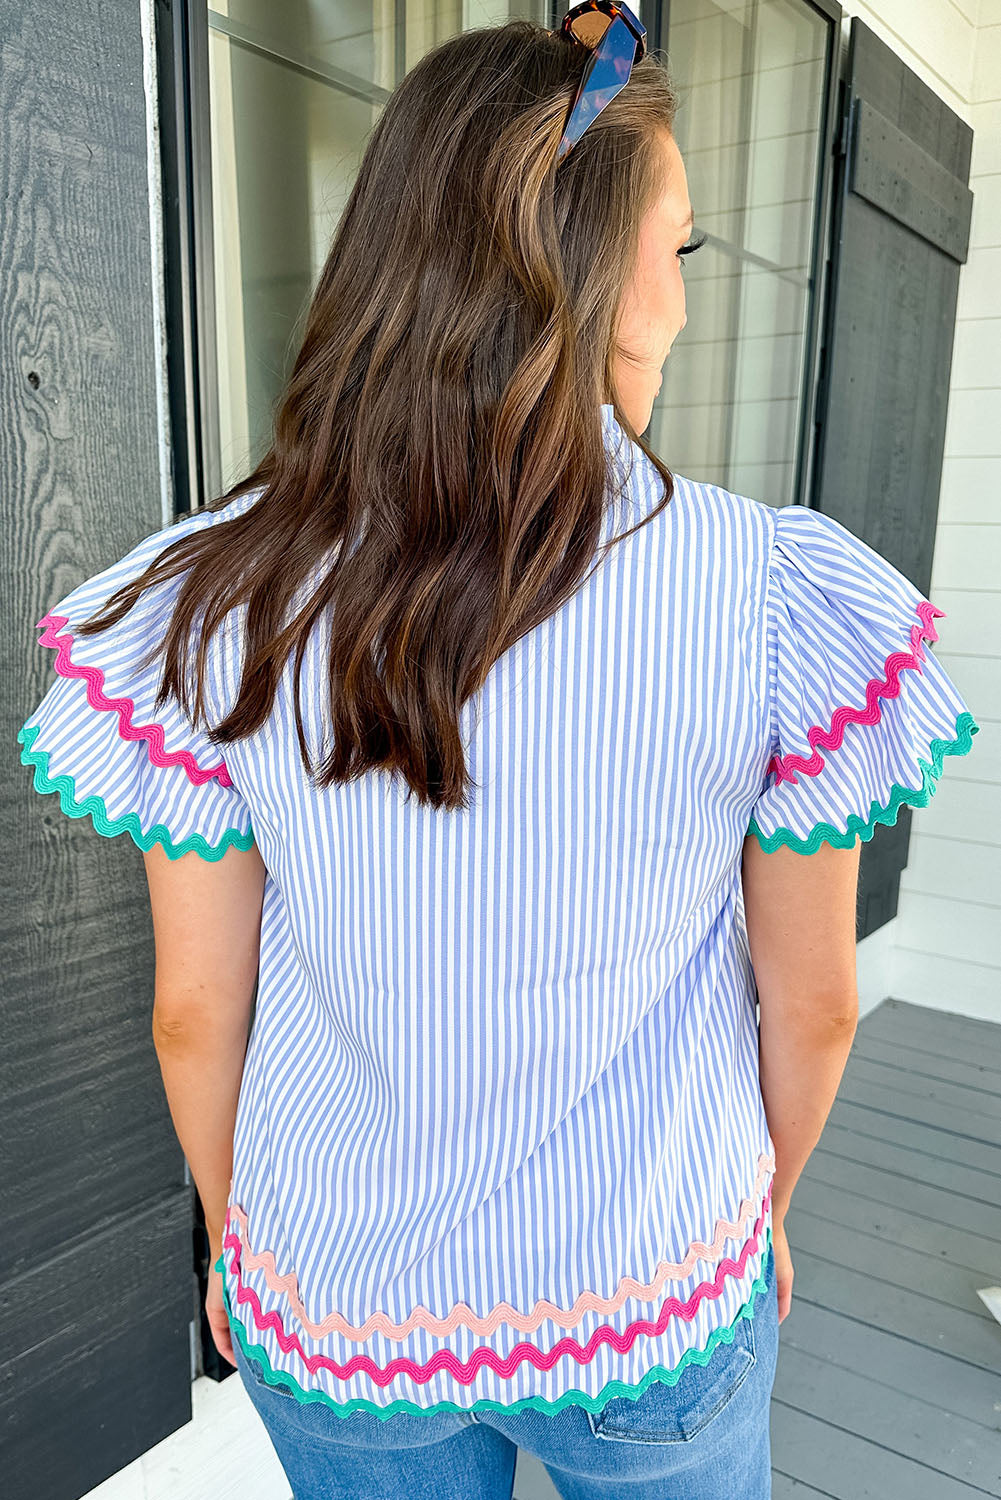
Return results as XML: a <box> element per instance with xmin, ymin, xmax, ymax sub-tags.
<box><xmin>209</xmin><ymin>2</ymin><xmax>471</xmax><ymax>490</ymax></box>
<box><xmin>655</xmin><ymin>0</ymin><xmax>841</xmax><ymax>505</ymax></box>
<box><xmin>161</xmin><ymin>1</ymin><xmax>838</xmax><ymax>508</ymax></box>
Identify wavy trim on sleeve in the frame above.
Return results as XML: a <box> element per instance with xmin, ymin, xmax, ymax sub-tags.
<box><xmin>16</xmin><ymin>722</ymin><xmax>256</xmax><ymax>861</ymax></box>
<box><xmin>766</xmin><ymin>599</ymin><xmax>946</xmax><ymax>787</ymax></box>
<box><xmin>36</xmin><ymin>611</ymin><xmax>233</xmax><ymax>787</ymax></box>
<box><xmin>748</xmin><ymin>710</ymin><xmax>979</xmax><ymax>853</ymax></box>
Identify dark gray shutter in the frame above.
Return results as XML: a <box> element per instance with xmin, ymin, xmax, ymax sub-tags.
<box><xmin>810</xmin><ymin>17</ymin><xmax>973</xmax><ymax>940</ymax></box>
<box><xmin>1</xmin><ymin>2</ymin><xmax>198</xmax><ymax>1496</ymax></box>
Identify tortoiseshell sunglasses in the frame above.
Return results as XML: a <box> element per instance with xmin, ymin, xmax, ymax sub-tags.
<box><xmin>555</xmin><ymin>1</ymin><xmax>647</xmax><ymax>163</ymax></box>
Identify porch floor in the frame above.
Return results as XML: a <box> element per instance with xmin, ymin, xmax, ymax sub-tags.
<box><xmin>83</xmin><ymin>999</ymin><xmax>1001</xmax><ymax>1500</ymax></box>
<box><xmin>767</xmin><ymin>997</ymin><xmax>1001</xmax><ymax>1499</ymax></box>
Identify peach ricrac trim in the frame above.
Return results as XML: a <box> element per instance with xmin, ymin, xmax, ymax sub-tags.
<box><xmin>221</xmin><ymin>1197</ymin><xmax>772</xmax><ymax>1384</ymax></box>
<box><xmin>223</xmin><ymin>1151</ymin><xmax>775</xmax><ymax>1341</ymax></box>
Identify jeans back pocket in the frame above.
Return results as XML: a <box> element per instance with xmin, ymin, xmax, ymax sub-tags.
<box><xmin>586</xmin><ymin>1311</ymin><xmax>757</xmax><ymax>1444</ymax></box>
<box><xmin>237</xmin><ymin>1339</ymin><xmax>301</xmax><ymax>1404</ymax></box>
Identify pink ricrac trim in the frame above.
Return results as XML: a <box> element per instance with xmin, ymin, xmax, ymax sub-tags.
<box><xmin>221</xmin><ymin>1188</ymin><xmax>771</xmax><ymax>1386</ymax></box>
<box><xmin>36</xmin><ymin>612</ymin><xmax>232</xmax><ymax>788</ymax></box>
<box><xmin>223</xmin><ymin>1154</ymin><xmax>775</xmax><ymax>1342</ymax></box>
<box><xmin>768</xmin><ymin>600</ymin><xmax>944</xmax><ymax>786</ymax></box>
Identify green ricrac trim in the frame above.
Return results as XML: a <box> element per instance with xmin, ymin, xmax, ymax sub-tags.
<box><xmin>747</xmin><ymin>712</ymin><xmax>979</xmax><ymax>854</ymax></box>
<box><xmin>216</xmin><ymin>1231</ymin><xmax>773</xmax><ymax>1421</ymax></box>
<box><xmin>17</xmin><ymin>721</ymin><xmax>255</xmax><ymax>861</ymax></box>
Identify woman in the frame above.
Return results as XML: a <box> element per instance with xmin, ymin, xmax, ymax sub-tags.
<box><xmin>16</xmin><ymin>8</ymin><xmax>979</xmax><ymax>1499</ymax></box>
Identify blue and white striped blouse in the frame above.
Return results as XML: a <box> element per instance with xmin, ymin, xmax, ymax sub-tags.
<box><xmin>17</xmin><ymin>403</ymin><xmax>979</xmax><ymax>1417</ymax></box>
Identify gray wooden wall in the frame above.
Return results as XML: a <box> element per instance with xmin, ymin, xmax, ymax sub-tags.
<box><xmin>1</xmin><ymin>2</ymin><xmax>196</xmax><ymax>1495</ymax></box>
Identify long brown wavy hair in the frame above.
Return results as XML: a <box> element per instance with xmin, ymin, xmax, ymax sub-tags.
<box><xmin>76</xmin><ymin>19</ymin><xmax>680</xmax><ymax>811</ymax></box>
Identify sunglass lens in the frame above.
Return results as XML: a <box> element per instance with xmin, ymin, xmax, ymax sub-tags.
<box><xmin>568</xmin><ymin>12</ymin><xmax>612</xmax><ymax>47</ymax></box>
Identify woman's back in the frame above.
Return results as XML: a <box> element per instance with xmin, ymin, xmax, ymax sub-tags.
<box><xmin>20</xmin><ymin>397</ymin><xmax>976</xmax><ymax>1417</ymax></box>
<box><xmin>219</xmin><ymin>402</ymin><xmax>775</xmax><ymax>1410</ymax></box>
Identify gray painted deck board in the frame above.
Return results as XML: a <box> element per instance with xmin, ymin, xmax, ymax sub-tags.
<box><xmin>864</xmin><ymin>998</ymin><xmax>1001</xmax><ymax>1039</ymax></box>
<box><xmin>786</xmin><ymin>1250</ymin><xmax>1000</xmax><ymax>1367</ymax></box>
<box><xmin>773</xmin><ymin>1346</ymin><xmax>998</xmax><ymax>1490</ymax></box>
<box><xmin>771</xmin><ymin>1402</ymin><xmax>993</xmax><ymax>1499</ymax></box>
<box><xmin>771</xmin><ymin>1478</ymin><xmax>837</xmax><ymax>1498</ymax></box>
<box><xmin>849</xmin><ymin>1033</ymin><xmax>1001</xmax><ymax>1091</ymax></box>
<box><xmin>789</xmin><ymin>1176</ymin><xmax>1000</xmax><ymax>1279</ymax></box>
<box><xmin>771</xmin><ymin>999</ymin><xmax>1001</xmax><ymax>1499</ymax></box>
<box><xmin>812</xmin><ymin>1125</ymin><xmax>1001</xmax><ymax>1202</ymax></box>
<box><xmin>786</xmin><ymin>1210</ymin><xmax>995</xmax><ymax>1318</ymax></box>
<box><xmin>861</xmin><ymin>1000</ymin><xmax>1001</xmax><ymax>1063</ymax></box>
<box><xmin>826</xmin><ymin>1097</ymin><xmax>1001</xmax><ymax>1175</ymax></box>
<box><xmin>846</xmin><ymin>1055</ymin><xmax>1001</xmax><ymax>1120</ymax></box>
<box><xmin>833</xmin><ymin>1075</ymin><xmax>1001</xmax><ymax>1146</ymax></box>
<box><xmin>800</xmin><ymin>1150</ymin><xmax>1001</xmax><ymax>1239</ymax></box>
<box><xmin>776</xmin><ymin>1299</ymin><xmax>1001</xmax><ymax>1423</ymax></box>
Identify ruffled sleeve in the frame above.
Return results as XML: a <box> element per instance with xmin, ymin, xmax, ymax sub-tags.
<box><xmin>747</xmin><ymin>504</ymin><xmax>980</xmax><ymax>854</ymax></box>
<box><xmin>16</xmin><ymin>498</ymin><xmax>260</xmax><ymax>861</ymax></box>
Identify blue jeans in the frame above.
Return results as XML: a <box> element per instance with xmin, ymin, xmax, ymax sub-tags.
<box><xmin>230</xmin><ymin>1244</ymin><xmax>778</xmax><ymax>1499</ymax></box>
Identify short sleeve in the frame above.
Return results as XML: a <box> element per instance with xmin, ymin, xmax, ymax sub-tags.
<box><xmin>747</xmin><ymin>504</ymin><xmax>980</xmax><ymax>853</ymax></box>
<box><xmin>16</xmin><ymin>497</ymin><xmax>262</xmax><ymax>861</ymax></box>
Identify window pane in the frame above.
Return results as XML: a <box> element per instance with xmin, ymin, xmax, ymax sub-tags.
<box><xmin>208</xmin><ymin>1</ymin><xmax>544</xmax><ymax>490</ymax></box>
<box><xmin>653</xmin><ymin>0</ymin><xmax>831</xmax><ymax>506</ymax></box>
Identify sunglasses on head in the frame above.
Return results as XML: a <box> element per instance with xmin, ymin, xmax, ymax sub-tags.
<box><xmin>555</xmin><ymin>2</ymin><xmax>647</xmax><ymax>163</ymax></box>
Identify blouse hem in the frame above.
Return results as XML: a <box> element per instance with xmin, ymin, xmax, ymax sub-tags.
<box><xmin>220</xmin><ymin>1230</ymin><xmax>773</xmax><ymax>1420</ymax></box>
